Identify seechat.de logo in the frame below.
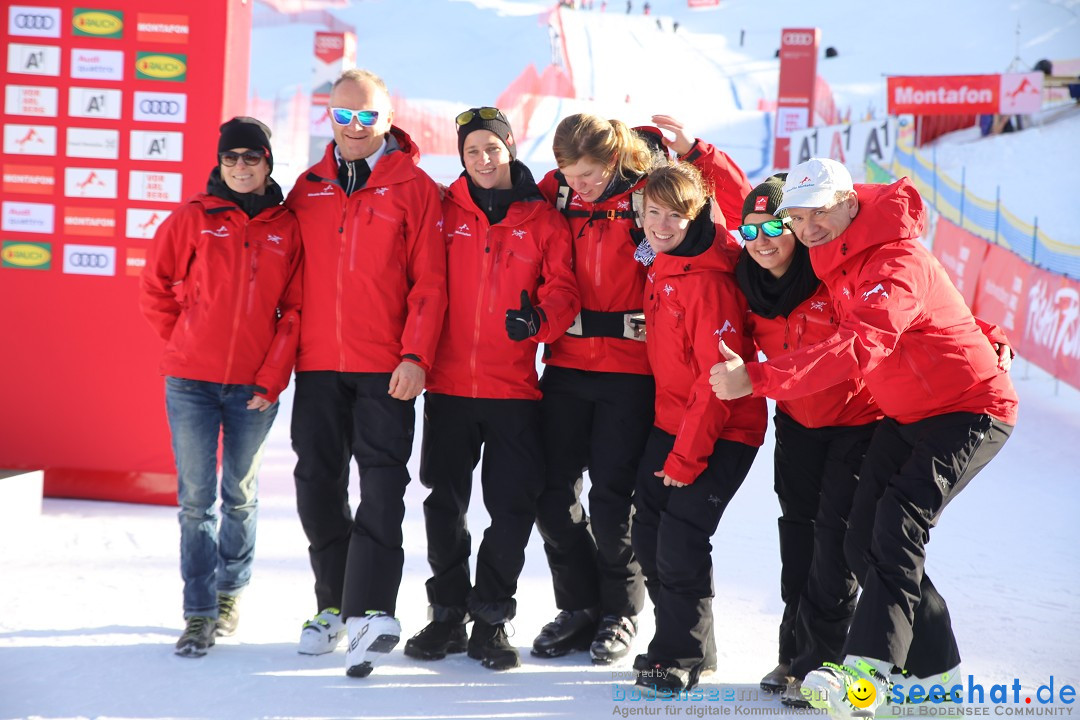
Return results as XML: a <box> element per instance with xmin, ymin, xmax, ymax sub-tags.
<box><xmin>72</xmin><ymin>9</ymin><xmax>123</xmax><ymax>38</ymax></box>
<box><xmin>1</xmin><ymin>240</ymin><xmax>51</xmax><ymax>269</ymax></box>
<box><xmin>135</xmin><ymin>52</ymin><xmax>186</xmax><ymax>81</ymax></box>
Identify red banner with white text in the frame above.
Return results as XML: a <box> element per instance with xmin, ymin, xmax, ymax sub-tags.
<box><xmin>887</xmin><ymin>73</ymin><xmax>1044</xmax><ymax>116</ymax></box>
<box><xmin>933</xmin><ymin>218</ymin><xmax>989</xmax><ymax>308</ymax></box>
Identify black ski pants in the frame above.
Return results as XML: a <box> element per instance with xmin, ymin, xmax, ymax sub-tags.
<box><xmin>632</xmin><ymin>426</ymin><xmax>757</xmax><ymax>671</ymax></box>
<box><xmin>770</xmin><ymin>410</ymin><xmax>878</xmax><ymax>678</ymax></box>
<box><xmin>418</xmin><ymin>393</ymin><xmax>545</xmax><ymax>625</ymax></box>
<box><xmin>533</xmin><ymin>365</ymin><xmax>654</xmax><ymax>618</ymax></box>
<box><xmin>843</xmin><ymin>412</ymin><xmax>1013</xmax><ymax>674</ymax></box>
<box><xmin>291</xmin><ymin>371</ymin><xmax>415</xmax><ymax>619</ymax></box>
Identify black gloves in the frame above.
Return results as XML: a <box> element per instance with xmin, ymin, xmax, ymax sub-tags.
<box><xmin>505</xmin><ymin>290</ymin><xmax>541</xmax><ymax>341</ymax></box>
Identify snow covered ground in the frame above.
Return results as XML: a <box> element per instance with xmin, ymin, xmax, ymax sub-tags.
<box><xmin>3</xmin><ymin>1</ymin><xmax>1080</xmax><ymax>718</ymax></box>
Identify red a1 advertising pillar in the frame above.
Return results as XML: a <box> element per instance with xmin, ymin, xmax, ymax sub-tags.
<box><xmin>773</xmin><ymin>27</ymin><xmax>819</xmax><ymax>170</ymax></box>
<box><xmin>308</xmin><ymin>31</ymin><xmax>356</xmax><ymax>166</ymax></box>
<box><xmin>0</xmin><ymin>1</ymin><xmax>252</xmax><ymax>504</ymax></box>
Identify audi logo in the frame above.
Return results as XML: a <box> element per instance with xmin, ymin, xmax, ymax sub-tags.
<box><xmin>14</xmin><ymin>14</ymin><xmax>56</xmax><ymax>29</ymax></box>
<box><xmin>782</xmin><ymin>32</ymin><xmax>814</xmax><ymax>46</ymax></box>
<box><xmin>139</xmin><ymin>99</ymin><xmax>181</xmax><ymax>115</ymax></box>
<box><xmin>69</xmin><ymin>252</ymin><xmax>110</xmax><ymax>268</ymax></box>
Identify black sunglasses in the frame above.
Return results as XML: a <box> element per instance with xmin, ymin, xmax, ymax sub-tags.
<box><xmin>220</xmin><ymin>150</ymin><xmax>265</xmax><ymax>167</ymax></box>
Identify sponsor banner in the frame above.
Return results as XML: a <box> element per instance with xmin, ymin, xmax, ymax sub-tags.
<box><xmin>888</xmin><ymin>74</ymin><xmax>1002</xmax><ymax>115</ymax></box>
<box><xmin>3</xmin><ymin>124</ymin><xmax>58</xmax><ymax>155</ymax></box>
<box><xmin>773</xmin><ymin>27</ymin><xmax>819</xmax><ymax>170</ymax></box>
<box><xmin>135</xmin><ymin>52</ymin><xmax>187</xmax><ymax>82</ymax></box>
<box><xmin>1</xmin><ymin>240</ymin><xmax>52</xmax><ymax>269</ymax></box>
<box><xmin>931</xmin><ymin>217</ymin><xmax>988</xmax><ymax>308</ymax></box>
<box><xmin>7</xmin><ymin>43</ymin><xmax>62</xmax><ymax>76</ymax></box>
<box><xmin>5</xmin><ymin>85</ymin><xmax>59</xmax><ymax>117</ymax></box>
<box><xmin>136</xmin><ymin>13</ymin><xmax>189</xmax><ymax>44</ymax></box>
<box><xmin>8</xmin><ymin>6</ymin><xmax>62</xmax><ymax>38</ymax></box>
<box><xmin>315</xmin><ymin>32</ymin><xmax>347</xmax><ymax>64</ymax></box>
<box><xmin>72</xmin><ymin>8</ymin><xmax>123</xmax><ymax>38</ymax></box>
<box><xmin>132</xmin><ymin>91</ymin><xmax>187</xmax><ymax>123</ymax></box>
<box><xmin>129</xmin><ymin>130</ymin><xmax>183</xmax><ymax>161</ymax></box>
<box><xmin>2</xmin><ymin>163</ymin><xmax>55</xmax><ymax>195</ymax></box>
<box><xmin>128</xmin><ymin>170</ymin><xmax>182</xmax><ymax>203</ymax></box>
<box><xmin>63</xmin><ymin>242</ymin><xmax>116</xmax><ymax>276</ymax></box>
<box><xmin>789</xmin><ymin>117</ymin><xmax>898</xmax><ymax>180</ymax></box>
<box><xmin>70</xmin><ymin>48</ymin><xmax>124</xmax><ymax>81</ymax></box>
<box><xmin>63</xmin><ymin>206</ymin><xmax>116</xmax><ymax>237</ymax></box>
<box><xmin>125</xmin><ymin>247</ymin><xmax>146</xmax><ymax>276</ymax></box>
<box><xmin>1022</xmin><ymin>267</ymin><xmax>1080</xmax><ymax>388</ymax></box>
<box><xmin>2</xmin><ymin>201</ymin><xmax>55</xmax><ymax>234</ymax></box>
<box><xmin>972</xmin><ymin>241</ymin><xmax>1032</xmax><ymax>337</ymax></box>
<box><xmin>1000</xmin><ymin>72</ymin><xmax>1043</xmax><ymax>114</ymax></box>
<box><xmin>64</xmin><ymin>167</ymin><xmax>118</xmax><ymax>198</ymax></box>
<box><xmin>66</xmin><ymin>127</ymin><xmax>120</xmax><ymax>159</ymax></box>
<box><xmin>125</xmin><ymin>207</ymin><xmax>170</xmax><ymax>239</ymax></box>
<box><xmin>687</xmin><ymin>0</ymin><xmax>721</xmax><ymax>7</ymax></box>
<box><xmin>68</xmin><ymin>86</ymin><xmax>123</xmax><ymax>119</ymax></box>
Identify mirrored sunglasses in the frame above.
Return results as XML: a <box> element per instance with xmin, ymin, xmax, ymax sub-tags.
<box><xmin>738</xmin><ymin>218</ymin><xmax>790</xmax><ymax>243</ymax></box>
<box><xmin>219</xmin><ymin>150</ymin><xmax>265</xmax><ymax>167</ymax></box>
<box><xmin>330</xmin><ymin>108</ymin><xmax>380</xmax><ymax>126</ymax></box>
<box><xmin>455</xmin><ymin>107</ymin><xmax>502</xmax><ymax>126</ymax></box>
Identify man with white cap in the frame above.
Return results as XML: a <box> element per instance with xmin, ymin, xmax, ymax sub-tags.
<box><xmin>709</xmin><ymin>158</ymin><xmax>1018</xmax><ymax>719</ymax></box>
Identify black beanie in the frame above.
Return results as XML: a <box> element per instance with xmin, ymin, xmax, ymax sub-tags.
<box><xmin>741</xmin><ymin>172</ymin><xmax>787</xmax><ymax>220</ymax></box>
<box><xmin>456</xmin><ymin>107</ymin><xmax>516</xmax><ymax>166</ymax></box>
<box><xmin>218</xmin><ymin>116</ymin><xmax>273</xmax><ymax>171</ymax></box>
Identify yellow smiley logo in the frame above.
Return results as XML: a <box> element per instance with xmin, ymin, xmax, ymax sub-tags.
<box><xmin>847</xmin><ymin>678</ymin><xmax>877</xmax><ymax>708</ymax></box>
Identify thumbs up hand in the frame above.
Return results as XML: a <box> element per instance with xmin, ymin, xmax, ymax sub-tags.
<box><xmin>506</xmin><ymin>290</ymin><xmax>542</xmax><ymax>341</ymax></box>
<box><xmin>709</xmin><ymin>340</ymin><xmax>753</xmax><ymax>400</ymax></box>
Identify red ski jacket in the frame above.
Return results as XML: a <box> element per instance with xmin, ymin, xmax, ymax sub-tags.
<box><xmin>745</xmin><ymin>179</ymin><xmax>1019</xmax><ymax>425</ymax></box>
<box><xmin>140</xmin><ymin>192</ymin><xmax>302</xmax><ymax>402</ymax></box>
<box><xmin>285</xmin><ymin>127</ymin><xmax>447</xmax><ymax>373</ymax></box>
<box><xmin>427</xmin><ymin>175</ymin><xmax>579</xmax><ymax>400</ymax></box>
<box><xmin>646</xmin><ymin>233</ymin><xmax>767</xmax><ymax>485</ymax></box>
<box><xmin>538</xmin><ymin>139</ymin><xmax>751</xmax><ymax>376</ymax></box>
<box><xmin>747</xmin><ymin>283</ymin><xmax>882</xmax><ymax>428</ymax></box>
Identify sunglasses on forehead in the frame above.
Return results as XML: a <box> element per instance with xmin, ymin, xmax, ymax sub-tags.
<box><xmin>738</xmin><ymin>218</ymin><xmax>791</xmax><ymax>243</ymax></box>
<box><xmin>219</xmin><ymin>150</ymin><xmax>265</xmax><ymax>167</ymax></box>
<box><xmin>329</xmin><ymin>108</ymin><xmax>380</xmax><ymax>126</ymax></box>
<box><xmin>455</xmin><ymin>107</ymin><xmax>502</xmax><ymax>126</ymax></box>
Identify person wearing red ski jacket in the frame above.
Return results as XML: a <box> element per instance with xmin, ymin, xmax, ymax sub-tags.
<box><xmin>529</xmin><ymin>112</ymin><xmax>752</xmax><ymax>666</ymax></box>
<box><xmin>405</xmin><ymin>108</ymin><xmax>579</xmax><ymax>672</ymax></box>
<box><xmin>140</xmin><ymin>117</ymin><xmax>301</xmax><ymax>658</ymax></box>
<box><xmin>283</xmin><ymin>69</ymin><xmax>447</xmax><ymax>679</ymax></box>
<box><xmin>632</xmin><ymin>162</ymin><xmax>766</xmax><ymax>693</ymax></box>
<box><xmin>733</xmin><ymin>175</ymin><xmax>881</xmax><ymax>701</ymax></box>
<box><xmin>711</xmin><ymin>159</ymin><xmax>1018</xmax><ymax>719</ymax></box>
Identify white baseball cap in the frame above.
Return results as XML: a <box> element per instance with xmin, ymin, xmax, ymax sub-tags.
<box><xmin>776</xmin><ymin>158</ymin><xmax>854</xmax><ymax>212</ymax></box>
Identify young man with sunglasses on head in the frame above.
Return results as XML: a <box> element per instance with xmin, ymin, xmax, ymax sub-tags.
<box><xmin>141</xmin><ymin>116</ymin><xmax>302</xmax><ymax>658</ymax></box>
<box><xmin>284</xmin><ymin>68</ymin><xmax>447</xmax><ymax>679</ymax></box>
<box><xmin>734</xmin><ymin>175</ymin><xmax>881</xmax><ymax>704</ymax></box>
<box><xmin>711</xmin><ymin>158</ymin><xmax>1017</xmax><ymax>719</ymax></box>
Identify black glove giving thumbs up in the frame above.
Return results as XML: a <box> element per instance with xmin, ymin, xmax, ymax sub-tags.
<box><xmin>505</xmin><ymin>290</ymin><xmax>542</xmax><ymax>341</ymax></box>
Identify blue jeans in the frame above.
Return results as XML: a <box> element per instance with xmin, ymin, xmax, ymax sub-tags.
<box><xmin>165</xmin><ymin>377</ymin><xmax>278</xmax><ymax>618</ymax></box>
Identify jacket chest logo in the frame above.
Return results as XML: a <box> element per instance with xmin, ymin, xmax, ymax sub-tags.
<box><xmin>809</xmin><ymin>300</ymin><xmax>827</xmax><ymax>311</ymax></box>
<box><xmin>266</xmin><ymin>233</ymin><xmax>282</xmax><ymax>245</ymax></box>
<box><xmin>454</xmin><ymin>223</ymin><xmax>471</xmax><ymax>237</ymax></box>
<box><xmin>307</xmin><ymin>183</ymin><xmax>335</xmax><ymax>197</ymax></box>
<box><xmin>714</xmin><ymin>320</ymin><xmax>735</xmax><ymax>337</ymax></box>
<box><xmin>200</xmin><ymin>225</ymin><xmax>228</xmax><ymax>237</ymax></box>
<box><xmin>662</xmin><ymin>283</ymin><xmax>674</xmax><ymax>296</ymax></box>
<box><xmin>861</xmin><ymin>283</ymin><xmax>889</xmax><ymax>301</ymax></box>
<box><xmin>512</xmin><ymin>229</ymin><xmax>527</xmax><ymax>239</ymax></box>
<box><xmin>373</xmin><ymin>187</ymin><xmax>387</xmax><ymax>195</ymax></box>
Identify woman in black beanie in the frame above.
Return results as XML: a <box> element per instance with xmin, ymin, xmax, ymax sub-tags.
<box><xmin>140</xmin><ymin>116</ymin><xmax>303</xmax><ymax>658</ymax></box>
<box><xmin>734</xmin><ymin>175</ymin><xmax>881</xmax><ymax>703</ymax></box>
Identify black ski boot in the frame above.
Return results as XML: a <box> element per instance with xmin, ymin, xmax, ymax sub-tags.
<box><xmin>468</xmin><ymin>621</ymin><xmax>520</xmax><ymax>670</ymax></box>
<box><xmin>589</xmin><ymin>615</ymin><xmax>637</xmax><ymax>664</ymax></box>
<box><xmin>404</xmin><ymin>620</ymin><xmax>468</xmax><ymax>660</ymax></box>
<box><xmin>531</xmin><ymin>608</ymin><xmax>598</xmax><ymax>657</ymax></box>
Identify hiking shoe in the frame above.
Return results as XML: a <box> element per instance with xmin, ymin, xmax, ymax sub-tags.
<box><xmin>214</xmin><ymin>593</ymin><xmax>240</xmax><ymax>637</ymax></box>
<box><xmin>531</xmin><ymin>608</ymin><xmax>597</xmax><ymax>657</ymax></box>
<box><xmin>781</xmin><ymin>678</ymin><xmax>811</xmax><ymax>708</ymax></box>
<box><xmin>175</xmin><ymin>616</ymin><xmax>216</xmax><ymax>658</ymax></box>
<box><xmin>802</xmin><ymin>656</ymin><xmax>891</xmax><ymax>719</ymax></box>
<box><xmin>635</xmin><ymin>659</ymin><xmax>700</xmax><ymax>693</ymax></box>
<box><xmin>298</xmin><ymin>607</ymin><xmax>346</xmax><ymax>655</ymax></box>
<box><xmin>403</xmin><ymin>620</ymin><xmax>468</xmax><ymax>661</ymax></box>
<box><xmin>345</xmin><ymin>612</ymin><xmax>400</xmax><ymax>678</ymax></box>
<box><xmin>468</xmin><ymin>621</ymin><xmax>520</xmax><ymax>671</ymax></box>
<box><xmin>761</xmin><ymin>661</ymin><xmax>795</xmax><ymax>692</ymax></box>
<box><xmin>890</xmin><ymin>664</ymin><xmax>962</xmax><ymax>704</ymax></box>
<box><xmin>589</xmin><ymin>615</ymin><xmax>637</xmax><ymax>664</ymax></box>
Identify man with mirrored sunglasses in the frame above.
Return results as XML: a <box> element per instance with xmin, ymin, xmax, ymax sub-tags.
<box><xmin>285</xmin><ymin>68</ymin><xmax>447</xmax><ymax>680</ymax></box>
